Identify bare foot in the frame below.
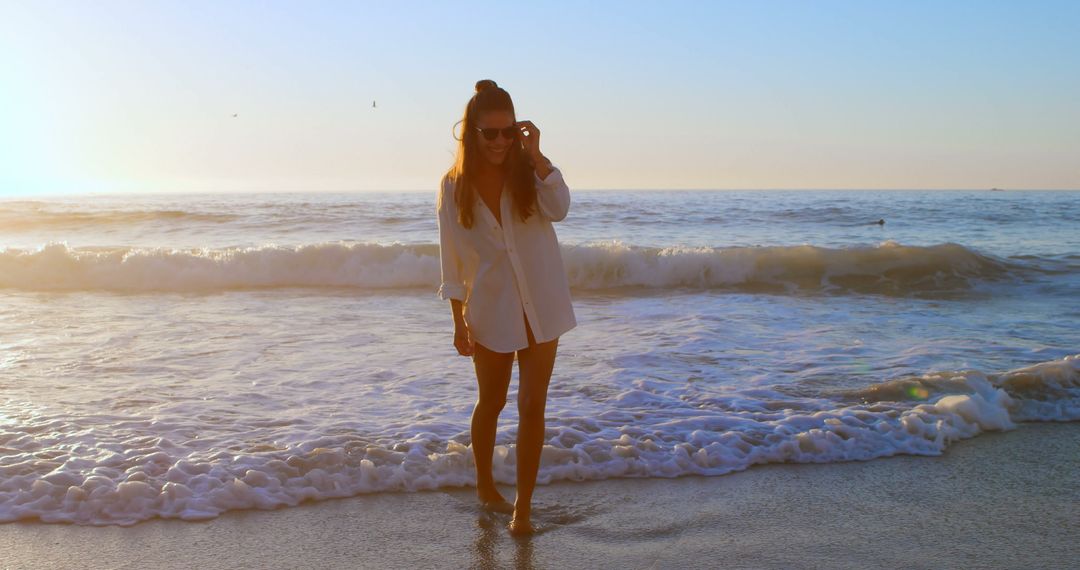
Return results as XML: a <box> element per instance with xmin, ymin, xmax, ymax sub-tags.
<box><xmin>480</xmin><ymin>498</ymin><xmax>515</xmax><ymax>513</ymax></box>
<box><xmin>509</xmin><ymin>518</ymin><xmax>535</xmax><ymax>537</ymax></box>
<box><xmin>478</xmin><ymin>489</ymin><xmax>514</xmax><ymax>513</ymax></box>
<box><xmin>508</xmin><ymin>510</ymin><xmax>534</xmax><ymax>536</ymax></box>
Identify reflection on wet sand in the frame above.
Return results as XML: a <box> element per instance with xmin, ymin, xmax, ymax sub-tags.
<box><xmin>472</xmin><ymin>513</ymin><xmax>536</xmax><ymax>570</ymax></box>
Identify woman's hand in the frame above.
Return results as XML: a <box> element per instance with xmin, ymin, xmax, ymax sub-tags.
<box><xmin>515</xmin><ymin>120</ymin><xmax>543</xmax><ymax>164</ymax></box>
<box><xmin>454</xmin><ymin>323</ymin><xmax>475</xmax><ymax>357</ymax></box>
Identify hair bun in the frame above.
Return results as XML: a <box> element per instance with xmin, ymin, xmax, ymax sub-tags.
<box><xmin>475</xmin><ymin>79</ymin><xmax>498</xmax><ymax>93</ymax></box>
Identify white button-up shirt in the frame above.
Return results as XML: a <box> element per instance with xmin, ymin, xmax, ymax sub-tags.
<box><xmin>437</xmin><ymin>166</ymin><xmax>577</xmax><ymax>353</ymax></box>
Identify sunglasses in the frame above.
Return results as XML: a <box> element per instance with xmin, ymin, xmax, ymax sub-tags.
<box><xmin>474</xmin><ymin>125</ymin><xmax>518</xmax><ymax>141</ymax></box>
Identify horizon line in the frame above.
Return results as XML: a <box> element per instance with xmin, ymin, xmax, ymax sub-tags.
<box><xmin>3</xmin><ymin>187</ymin><xmax>1079</xmax><ymax>199</ymax></box>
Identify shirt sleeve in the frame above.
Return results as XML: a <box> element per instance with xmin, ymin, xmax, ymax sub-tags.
<box><xmin>436</xmin><ymin>179</ymin><xmax>467</xmax><ymax>301</ymax></box>
<box><xmin>534</xmin><ymin>165</ymin><xmax>571</xmax><ymax>222</ymax></box>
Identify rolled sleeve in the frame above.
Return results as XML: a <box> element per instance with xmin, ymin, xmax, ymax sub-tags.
<box><xmin>534</xmin><ymin>165</ymin><xmax>571</xmax><ymax>222</ymax></box>
<box><xmin>437</xmin><ymin>282</ymin><xmax>466</xmax><ymax>301</ymax></box>
<box><xmin>437</xmin><ymin>182</ymin><xmax>467</xmax><ymax>301</ymax></box>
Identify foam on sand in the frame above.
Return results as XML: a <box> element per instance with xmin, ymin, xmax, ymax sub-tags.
<box><xmin>1</xmin><ymin>354</ymin><xmax>1075</xmax><ymax>525</ymax></box>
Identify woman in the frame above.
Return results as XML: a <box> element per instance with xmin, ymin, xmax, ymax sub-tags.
<box><xmin>436</xmin><ymin>79</ymin><xmax>576</xmax><ymax>535</ymax></box>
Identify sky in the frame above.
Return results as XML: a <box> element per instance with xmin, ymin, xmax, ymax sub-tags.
<box><xmin>1</xmin><ymin>0</ymin><xmax>1079</xmax><ymax>196</ymax></box>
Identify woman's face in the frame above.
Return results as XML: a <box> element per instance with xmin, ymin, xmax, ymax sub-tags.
<box><xmin>474</xmin><ymin>110</ymin><xmax>516</xmax><ymax>166</ymax></box>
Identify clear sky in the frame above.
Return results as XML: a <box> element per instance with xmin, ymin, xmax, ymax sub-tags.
<box><xmin>2</xmin><ymin>0</ymin><xmax>1078</xmax><ymax>196</ymax></box>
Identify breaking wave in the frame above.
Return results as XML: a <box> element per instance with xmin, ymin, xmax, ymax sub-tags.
<box><xmin>0</xmin><ymin>241</ymin><xmax>1022</xmax><ymax>295</ymax></box>
<box><xmin>841</xmin><ymin>354</ymin><xmax>1080</xmax><ymax>421</ymax></box>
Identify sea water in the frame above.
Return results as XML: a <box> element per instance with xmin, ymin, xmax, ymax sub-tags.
<box><xmin>1</xmin><ymin>189</ymin><xmax>1077</xmax><ymax>525</ymax></box>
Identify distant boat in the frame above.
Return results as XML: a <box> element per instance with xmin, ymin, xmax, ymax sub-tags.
<box><xmin>990</xmin><ymin>187</ymin><xmax>1005</xmax><ymax>191</ymax></box>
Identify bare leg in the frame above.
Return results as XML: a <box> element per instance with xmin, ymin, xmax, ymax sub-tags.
<box><xmin>471</xmin><ymin>342</ymin><xmax>514</xmax><ymax>512</ymax></box>
<box><xmin>509</xmin><ymin>324</ymin><xmax>559</xmax><ymax>535</ymax></box>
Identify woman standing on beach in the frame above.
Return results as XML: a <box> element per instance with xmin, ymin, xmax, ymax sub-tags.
<box><xmin>437</xmin><ymin>79</ymin><xmax>576</xmax><ymax>535</ymax></box>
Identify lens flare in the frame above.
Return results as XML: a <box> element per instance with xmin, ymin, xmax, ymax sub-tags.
<box><xmin>905</xmin><ymin>384</ymin><xmax>931</xmax><ymax>400</ymax></box>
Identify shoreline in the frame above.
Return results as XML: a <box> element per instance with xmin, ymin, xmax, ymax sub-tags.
<box><xmin>3</xmin><ymin>421</ymin><xmax>1078</xmax><ymax>569</ymax></box>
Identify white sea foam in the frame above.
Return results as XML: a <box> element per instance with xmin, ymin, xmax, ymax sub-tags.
<box><xmin>2</xmin><ymin>190</ymin><xmax>1076</xmax><ymax>528</ymax></box>
<box><xmin>1</xmin><ymin>355</ymin><xmax>1075</xmax><ymax>525</ymax></box>
<box><xmin>0</xmin><ymin>241</ymin><xmax>1013</xmax><ymax>295</ymax></box>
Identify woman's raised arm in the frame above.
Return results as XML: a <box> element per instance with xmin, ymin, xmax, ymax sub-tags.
<box><xmin>534</xmin><ymin>163</ymin><xmax>571</xmax><ymax>222</ymax></box>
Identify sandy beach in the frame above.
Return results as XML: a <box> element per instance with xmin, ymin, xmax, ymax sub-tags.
<box><xmin>3</xmin><ymin>422</ymin><xmax>1077</xmax><ymax>570</ymax></box>
<box><xmin>5</xmin><ymin>2</ymin><xmax>1079</xmax><ymax>568</ymax></box>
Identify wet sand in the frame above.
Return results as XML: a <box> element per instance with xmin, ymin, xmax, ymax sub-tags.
<box><xmin>3</xmin><ymin>422</ymin><xmax>1078</xmax><ymax>570</ymax></box>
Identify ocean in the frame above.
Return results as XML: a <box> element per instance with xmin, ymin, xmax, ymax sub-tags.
<box><xmin>1</xmin><ymin>189</ymin><xmax>1077</xmax><ymax>525</ymax></box>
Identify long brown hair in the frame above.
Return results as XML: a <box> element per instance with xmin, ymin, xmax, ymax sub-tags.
<box><xmin>441</xmin><ymin>79</ymin><xmax>536</xmax><ymax>229</ymax></box>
